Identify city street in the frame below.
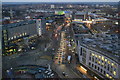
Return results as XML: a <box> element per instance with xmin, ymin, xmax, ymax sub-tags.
<box><xmin>52</xmin><ymin>23</ymin><xmax>82</xmax><ymax>78</ymax></box>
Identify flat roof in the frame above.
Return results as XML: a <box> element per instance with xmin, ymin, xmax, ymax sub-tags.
<box><xmin>76</xmin><ymin>34</ymin><xmax>120</xmax><ymax>64</ymax></box>
<box><xmin>2</xmin><ymin>20</ymin><xmax>36</xmax><ymax>30</ymax></box>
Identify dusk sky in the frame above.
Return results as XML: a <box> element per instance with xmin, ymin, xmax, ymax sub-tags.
<box><xmin>2</xmin><ymin>0</ymin><xmax>119</xmax><ymax>2</ymax></box>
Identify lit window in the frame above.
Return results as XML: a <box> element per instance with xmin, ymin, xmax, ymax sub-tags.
<box><xmin>113</xmin><ymin>71</ymin><xmax>116</xmax><ymax>75</ymax></box>
<box><xmin>5</xmin><ymin>47</ymin><xmax>8</xmax><ymax>49</ymax></box>
<box><xmin>102</xmin><ymin>56</ymin><xmax>104</xmax><ymax>60</ymax></box>
<box><xmin>111</xmin><ymin>63</ymin><xmax>114</xmax><ymax>66</ymax></box>
<box><xmin>14</xmin><ymin>36</ymin><xmax>16</xmax><ymax>38</ymax></box>
<box><xmin>99</xmin><ymin>56</ymin><xmax>101</xmax><ymax>59</ymax></box>
<box><xmin>109</xmin><ymin>76</ymin><xmax>112</xmax><ymax>79</ymax></box>
<box><xmin>23</xmin><ymin>33</ymin><xmax>24</xmax><ymax>36</ymax></box>
<box><xmin>20</xmin><ymin>34</ymin><xmax>22</xmax><ymax>37</ymax></box>
<box><xmin>105</xmin><ymin>59</ymin><xmax>107</xmax><ymax>62</ymax></box>
<box><xmin>25</xmin><ymin>33</ymin><xmax>27</xmax><ymax>35</ymax></box>
<box><xmin>92</xmin><ymin>53</ymin><xmax>94</xmax><ymax>56</ymax></box>
<box><xmin>3</xmin><ymin>30</ymin><xmax>7</xmax><ymax>33</ymax></box>
<box><xmin>102</xmin><ymin>63</ymin><xmax>104</xmax><ymax>65</ymax></box>
<box><xmin>11</xmin><ymin>37</ymin><xmax>13</xmax><ymax>39</ymax></box>
<box><xmin>95</xmin><ymin>54</ymin><xmax>98</xmax><ymax>57</ymax></box>
<box><xmin>108</xmin><ymin>61</ymin><xmax>111</xmax><ymax>64</ymax></box>
<box><xmin>98</xmin><ymin>61</ymin><xmax>101</xmax><ymax>64</ymax></box>
<box><xmin>4</xmin><ymin>34</ymin><xmax>7</xmax><ymax>36</ymax></box>
<box><xmin>106</xmin><ymin>74</ymin><xmax>109</xmax><ymax>77</ymax></box>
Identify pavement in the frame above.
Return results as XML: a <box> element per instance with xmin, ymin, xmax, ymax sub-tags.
<box><xmin>3</xmin><ymin>20</ymin><xmax>84</xmax><ymax>79</ymax></box>
<box><xmin>52</xmin><ymin>23</ymin><xmax>82</xmax><ymax>78</ymax></box>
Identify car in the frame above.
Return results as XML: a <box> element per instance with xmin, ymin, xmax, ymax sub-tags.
<box><xmin>45</xmin><ymin>70</ymin><xmax>49</xmax><ymax>73</ymax></box>
<box><xmin>62</xmin><ymin>72</ymin><xmax>68</xmax><ymax>77</ymax></box>
<box><xmin>47</xmin><ymin>72</ymin><xmax>52</xmax><ymax>75</ymax></box>
<box><xmin>50</xmin><ymin>73</ymin><xmax>54</xmax><ymax>76</ymax></box>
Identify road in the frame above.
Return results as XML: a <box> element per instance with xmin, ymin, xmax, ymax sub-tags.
<box><xmin>3</xmin><ymin>19</ymin><xmax>83</xmax><ymax>79</ymax></box>
<box><xmin>52</xmin><ymin>23</ymin><xmax>82</xmax><ymax>78</ymax></box>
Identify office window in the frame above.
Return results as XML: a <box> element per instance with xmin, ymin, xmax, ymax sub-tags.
<box><xmin>101</xmin><ymin>69</ymin><xmax>103</xmax><ymax>73</ymax></box>
<box><xmin>105</xmin><ymin>59</ymin><xmax>107</xmax><ymax>62</ymax></box>
<box><xmin>104</xmin><ymin>71</ymin><xmax>106</xmax><ymax>74</ymax></box>
<box><xmin>89</xmin><ymin>57</ymin><xmax>91</xmax><ymax>60</ymax></box>
<box><xmin>99</xmin><ymin>55</ymin><xmax>101</xmax><ymax>59</ymax></box>
<box><xmin>102</xmin><ymin>56</ymin><xmax>104</xmax><ymax>61</ymax></box>
<box><xmin>113</xmin><ymin>71</ymin><xmax>116</xmax><ymax>76</ymax></box>
<box><xmin>92</xmin><ymin>64</ymin><xmax>94</xmax><ymax>67</ymax></box>
<box><xmin>108</xmin><ymin>60</ymin><xmax>111</xmax><ymax>64</ymax></box>
<box><xmin>108</xmin><ymin>66</ymin><xmax>110</xmax><ymax>71</ymax></box>
<box><xmin>80</xmin><ymin>48</ymin><xmax>82</xmax><ymax>55</ymax></box>
<box><xmin>92</xmin><ymin>57</ymin><xmax>94</xmax><ymax>62</ymax></box>
<box><xmin>95</xmin><ymin>65</ymin><xmax>97</xmax><ymax>69</ymax></box>
<box><xmin>89</xmin><ymin>62</ymin><xmax>91</xmax><ymax>66</ymax></box>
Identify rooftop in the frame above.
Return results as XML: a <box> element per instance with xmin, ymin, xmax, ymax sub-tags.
<box><xmin>2</xmin><ymin>20</ymin><xmax>36</xmax><ymax>30</ymax></box>
<box><xmin>76</xmin><ymin>33</ymin><xmax>120</xmax><ymax>64</ymax></box>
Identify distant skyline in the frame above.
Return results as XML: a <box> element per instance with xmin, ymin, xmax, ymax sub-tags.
<box><xmin>2</xmin><ymin>0</ymin><xmax>120</xmax><ymax>2</ymax></box>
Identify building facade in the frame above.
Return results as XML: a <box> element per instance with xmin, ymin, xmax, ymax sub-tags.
<box><xmin>2</xmin><ymin>19</ymin><xmax>45</xmax><ymax>56</ymax></box>
<box><xmin>76</xmin><ymin>40</ymin><xmax>120</xmax><ymax>79</ymax></box>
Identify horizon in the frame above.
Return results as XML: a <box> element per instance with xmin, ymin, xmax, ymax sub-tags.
<box><xmin>2</xmin><ymin>0</ymin><xmax>119</xmax><ymax>2</ymax></box>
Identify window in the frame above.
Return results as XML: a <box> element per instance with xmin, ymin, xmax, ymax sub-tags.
<box><xmin>99</xmin><ymin>55</ymin><xmax>101</xmax><ymax>59</ymax></box>
<box><xmin>3</xmin><ymin>30</ymin><xmax>7</xmax><ymax>33</ymax></box>
<box><xmin>105</xmin><ymin>59</ymin><xmax>107</xmax><ymax>62</ymax></box>
<box><xmin>92</xmin><ymin>53</ymin><xmax>95</xmax><ymax>56</ymax></box>
<box><xmin>92</xmin><ymin>64</ymin><xmax>94</xmax><ymax>67</ymax></box>
<box><xmin>92</xmin><ymin>57</ymin><xmax>94</xmax><ymax>62</ymax></box>
<box><xmin>113</xmin><ymin>71</ymin><xmax>116</xmax><ymax>76</ymax></box>
<box><xmin>95</xmin><ymin>60</ymin><xmax>97</xmax><ymax>63</ymax></box>
<box><xmin>101</xmin><ymin>69</ymin><xmax>103</xmax><ymax>73</ymax></box>
<box><xmin>80</xmin><ymin>48</ymin><xmax>82</xmax><ymax>55</ymax></box>
<box><xmin>108</xmin><ymin>66</ymin><xmax>110</xmax><ymax>71</ymax></box>
<box><xmin>89</xmin><ymin>57</ymin><xmax>91</xmax><ymax>60</ymax></box>
<box><xmin>95</xmin><ymin>65</ymin><xmax>97</xmax><ymax>69</ymax></box>
<box><xmin>102</xmin><ymin>56</ymin><xmax>104</xmax><ymax>61</ymax></box>
<box><xmin>104</xmin><ymin>71</ymin><xmax>106</xmax><ymax>74</ymax></box>
<box><xmin>98</xmin><ymin>67</ymin><xmax>99</xmax><ymax>71</ymax></box>
<box><xmin>11</xmin><ymin>37</ymin><xmax>13</xmax><ymax>39</ymax></box>
<box><xmin>89</xmin><ymin>62</ymin><xmax>91</xmax><ymax>66</ymax></box>
<box><xmin>104</xmin><ymin>65</ymin><xmax>106</xmax><ymax>69</ymax></box>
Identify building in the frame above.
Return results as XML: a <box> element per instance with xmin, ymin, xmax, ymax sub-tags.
<box><xmin>36</xmin><ymin>18</ymin><xmax>46</xmax><ymax>36</ymax></box>
<box><xmin>51</xmin><ymin>5</ymin><xmax>55</xmax><ymax>9</ymax></box>
<box><xmin>74</xmin><ymin>12</ymin><xmax>89</xmax><ymax>21</ymax></box>
<box><xmin>75</xmin><ymin>33</ymin><xmax>120</xmax><ymax>79</ymax></box>
<box><xmin>2</xmin><ymin>19</ymin><xmax>45</xmax><ymax>56</ymax></box>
